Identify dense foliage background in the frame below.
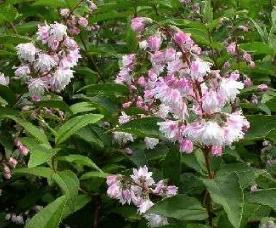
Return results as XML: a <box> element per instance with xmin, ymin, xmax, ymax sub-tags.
<box><xmin>0</xmin><ymin>0</ymin><xmax>276</xmax><ymax>227</ymax></box>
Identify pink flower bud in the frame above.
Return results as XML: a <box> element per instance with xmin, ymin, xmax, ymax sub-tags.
<box><xmin>137</xmin><ymin>76</ymin><xmax>146</xmax><ymax>87</ymax></box>
<box><xmin>243</xmin><ymin>52</ymin><xmax>252</xmax><ymax>63</ymax></box>
<box><xmin>8</xmin><ymin>158</ymin><xmax>18</xmax><ymax>168</ymax></box>
<box><xmin>131</xmin><ymin>17</ymin><xmax>151</xmax><ymax>33</ymax></box>
<box><xmin>244</xmin><ymin>78</ymin><xmax>253</xmax><ymax>87</ymax></box>
<box><xmin>122</xmin><ymin>101</ymin><xmax>132</xmax><ymax>109</ymax></box>
<box><xmin>211</xmin><ymin>146</ymin><xmax>223</xmax><ymax>156</ymax></box>
<box><xmin>19</xmin><ymin>145</ymin><xmax>29</xmax><ymax>156</ymax></box>
<box><xmin>78</xmin><ymin>17</ymin><xmax>89</xmax><ymax>27</ymax></box>
<box><xmin>179</xmin><ymin>139</ymin><xmax>193</xmax><ymax>153</ymax></box>
<box><xmin>257</xmin><ymin>84</ymin><xmax>268</xmax><ymax>92</ymax></box>
<box><xmin>226</xmin><ymin>42</ymin><xmax>236</xmax><ymax>55</ymax></box>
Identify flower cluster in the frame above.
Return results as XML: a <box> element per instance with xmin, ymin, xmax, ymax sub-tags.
<box><xmin>115</xmin><ymin>17</ymin><xmax>250</xmax><ymax>156</ymax></box>
<box><xmin>59</xmin><ymin>0</ymin><xmax>98</xmax><ymax>36</ymax></box>
<box><xmin>107</xmin><ymin>166</ymin><xmax>177</xmax><ymax>227</ymax></box>
<box><xmin>15</xmin><ymin>21</ymin><xmax>81</xmax><ymax>101</ymax></box>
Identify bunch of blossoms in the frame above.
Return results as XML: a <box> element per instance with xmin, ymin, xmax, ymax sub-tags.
<box><xmin>14</xmin><ymin>21</ymin><xmax>82</xmax><ymax>101</ymax></box>
<box><xmin>107</xmin><ymin>166</ymin><xmax>177</xmax><ymax>227</ymax></box>
<box><xmin>115</xmin><ymin>17</ymin><xmax>250</xmax><ymax>157</ymax></box>
<box><xmin>60</xmin><ymin>0</ymin><xmax>98</xmax><ymax>36</ymax></box>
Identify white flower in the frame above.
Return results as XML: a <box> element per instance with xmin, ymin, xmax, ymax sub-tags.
<box><xmin>0</xmin><ymin>73</ymin><xmax>9</xmax><ymax>86</ymax></box>
<box><xmin>16</xmin><ymin>43</ymin><xmax>37</xmax><ymax>62</ymax></box>
<box><xmin>157</xmin><ymin>121</ymin><xmax>179</xmax><ymax>140</ymax></box>
<box><xmin>28</xmin><ymin>78</ymin><xmax>46</xmax><ymax>98</ymax></box>
<box><xmin>139</xmin><ymin>40</ymin><xmax>148</xmax><ymax>50</ymax></box>
<box><xmin>14</xmin><ymin>65</ymin><xmax>30</xmax><ymax>78</ymax></box>
<box><xmin>52</xmin><ymin>68</ymin><xmax>74</xmax><ymax>91</ymax></box>
<box><xmin>118</xmin><ymin>112</ymin><xmax>131</xmax><ymax>124</ymax></box>
<box><xmin>34</xmin><ymin>53</ymin><xmax>57</xmax><ymax>72</ymax></box>
<box><xmin>113</xmin><ymin>131</ymin><xmax>134</xmax><ymax>145</ymax></box>
<box><xmin>224</xmin><ymin>111</ymin><xmax>249</xmax><ymax>145</ymax></box>
<box><xmin>50</xmin><ymin>22</ymin><xmax>67</xmax><ymax>41</ymax></box>
<box><xmin>131</xmin><ymin>165</ymin><xmax>155</xmax><ymax>186</ymax></box>
<box><xmin>219</xmin><ymin>78</ymin><xmax>244</xmax><ymax>102</ymax></box>
<box><xmin>144</xmin><ymin>137</ymin><xmax>159</xmax><ymax>149</ymax></box>
<box><xmin>184</xmin><ymin>121</ymin><xmax>225</xmax><ymax>146</ymax></box>
<box><xmin>144</xmin><ymin>213</ymin><xmax>168</xmax><ymax>227</ymax></box>
<box><xmin>156</xmin><ymin>104</ymin><xmax>170</xmax><ymax>119</ymax></box>
<box><xmin>190</xmin><ymin>59</ymin><xmax>212</xmax><ymax>82</ymax></box>
<box><xmin>202</xmin><ymin>90</ymin><xmax>223</xmax><ymax>114</ymax></box>
<box><xmin>138</xmin><ymin>199</ymin><xmax>154</xmax><ymax>214</ymax></box>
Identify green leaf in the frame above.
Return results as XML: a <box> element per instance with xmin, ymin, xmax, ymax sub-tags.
<box><xmin>55</xmin><ymin>113</ymin><xmax>104</xmax><ymax>144</ymax></box>
<box><xmin>77</xmin><ymin>83</ymin><xmax>129</xmax><ymax>96</ymax></box>
<box><xmin>0</xmin><ymin>34</ymin><xmax>32</xmax><ymax>44</ymax></box>
<box><xmin>52</xmin><ymin>171</ymin><xmax>80</xmax><ymax>210</ymax></box>
<box><xmin>239</xmin><ymin>42</ymin><xmax>274</xmax><ymax>55</ymax></box>
<box><xmin>247</xmin><ymin>189</ymin><xmax>276</xmax><ymax>211</ymax></box>
<box><xmin>119</xmin><ymin>117</ymin><xmax>163</xmax><ymax>138</ymax></box>
<box><xmin>14</xmin><ymin>167</ymin><xmax>54</xmax><ymax>178</ymax></box>
<box><xmin>245</xmin><ymin>115</ymin><xmax>276</xmax><ymax>141</ymax></box>
<box><xmin>203</xmin><ymin>173</ymin><xmax>244</xmax><ymax>228</ymax></box>
<box><xmin>58</xmin><ymin>154</ymin><xmax>104</xmax><ymax>173</ymax></box>
<box><xmin>149</xmin><ymin>194</ymin><xmax>208</xmax><ymax>221</ymax></box>
<box><xmin>25</xmin><ymin>195</ymin><xmax>67</xmax><ymax>228</ymax></box>
<box><xmin>70</xmin><ymin>102</ymin><xmax>96</xmax><ymax>115</ymax></box>
<box><xmin>80</xmin><ymin>171</ymin><xmax>108</xmax><ymax>180</ymax></box>
<box><xmin>21</xmin><ymin>138</ymin><xmax>55</xmax><ymax>168</ymax></box>
<box><xmin>2</xmin><ymin>115</ymin><xmax>49</xmax><ymax>144</ymax></box>
<box><xmin>163</xmin><ymin>146</ymin><xmax>181</xmax><ymax>184</ymax></box>
<box><xmin>202</xmin><ymin>0</ymin><xmax>213</xmax><ymax>23</ymax></box>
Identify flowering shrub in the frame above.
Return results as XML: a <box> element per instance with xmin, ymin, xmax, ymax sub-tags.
<box><xmin>0</xmin><ymin>0</ymin><xmax>275</xmax><ymax>228</ymax></box>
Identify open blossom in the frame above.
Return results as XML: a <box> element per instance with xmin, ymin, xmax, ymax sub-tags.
<box><xmin>202</xmin><ymin>90</ymin><xmax>223</xmax><ymax>114</ymax></box>
<box><xmin>144</xmin><ymin>137</ymin><xmax>159</xmax><ymax>149</ymax></box>
<box><xmin>144</xmin><ymin>213</ymin><xmax>168</xmax><ymax>227</ymax></box>
<box><xmin>131</xmin><ymin>17</ymin><xmax>152</xmax><ymax>33</ymax></box>
<box><xmin>179</xmin><ymin>139</ymin><xmax>193</xmax><ymax>153</ymax></box>
<box><xmin>147</xmin><ymin>35</ymin><xmax>162</xmax><ymax>52</ymax></box>
<box><xmin>118</xmin><ymin>112</ymin><xmax>131</xmax><ymax>124</ymax></box>
<box><xmin>158</xmin><ymin>121</ymin><xmax>179</xmax><ymax>140</ymax></box>
<box><xmin>113</xmin><ymin>131</ymin><xmax>134</xmax><ymax>145</ymax></box>
<box><xmin>219</xmin><ymin>78</ymin><xmax>244</xmax><ymax>102</ymax></box>
<box><xmin>34</xmin><ymin>53</ymin><xmax>57</xmax><ymax>72</ymax></box>
<box><xmin>0</xmin><ymin>73</ymin><xmax>9</xmax><ymax>86</ymax></box>
<box><xmin>16</xmin><ymin>43</ymin><xmax>37</xmax><ymax>62</ymax></box>
<box><xmin>131</xmin><ymin>166</ymin><xmax>155</xmax><ymax>186</ymax></box>
<box><xmin>28</xmin><ymin>78</ymin><xmax>47</xmax><ymax>101</ymax></box>
<box><xmin>226</xmin><ymin>42</ymin><xmax>237</xmax><ymax>55</ymax></box>
<box><xmin>51</xmin><ymin>69</ymin><xmax>74</xmax><ymax>91</ymax></box>
<box><xmin>190</xmin><ymin>59</ymin><xmax>212</xmax><ymax>82</ymax></box>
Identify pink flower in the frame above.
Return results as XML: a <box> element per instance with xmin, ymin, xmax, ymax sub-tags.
<box><xmin>166</xmin><ymin>185</ymin><xmax>178</xmax><ymax>197</ymax></box>
<box><xmin>257</xmin><ymin>84</ymin><xmax>268</xmax><ymax>92</ymax></box>
<box><xmin>243</xmin><ymin>52</ymin><xmax>252</xmax><ymax>63</ymax></box>
<box><xmin>147</xmin><ymin>35</ymin><xmax>162</xmax><ymax>52</ymax></box>
<box><xmin>8</xmin><ymin>158</ymin><xmax>18</xmax><ymax>168</ymax></box>
<box><xmin>211</xmin><ymin>146</ymin><xmax>223</xmax><ymax>156</ymax></box>
<box><xmin>131</xmin><ymin>17</ymin><xmax>151</xmax><ymax>33</ymax></box>
<box><xmin>78</xmin><ymin>17</ymin><xmax>89</xmax><ymax>27</ymax></box>
<box><xmin>179</xmin><ymin>139</ymin><xmax>193</xmax><ymax>153</ymax></box>
<box><xmin>190</xmin><ymin>59</ymin><xmax>212</xmax><ymax>82</ymax></box>
<box><xmin>19</xmin><ymin>145</ymin><xmax>29</xmax><ymax>156</ymax></box>
<box><xmin>173</xmin><ymin>31</ymin><xmax>194</xmax><ymax>50</ymax></box>
<box><xmin>157</xmin><ymin>121</ymin><xmax>179</xmax><ymax>140</ymax></box>
<box><xmin>37</xmin><ymin>24</ymin><xmax>50</xmax><ymax>43</ymax></box>
<box><xmin>244</xmin><ymin>78</ymin><xmax>253</xmax><ymax>87</ymax></box>
<box><xmin>131</xmin><ymin>165</ymin><xmax>155</xmax><ymax>186</ymax></box>
<box><xmin>202</xmin><ymin>90</ymin><xmax>223</xmax><ymax>114</ymax></box>
<box><xmin>60</xmin><ymin>8</ymin><xmax>70</xmax><ymax>17</ymax></box>
<box><xmin>118</xmin><ymin>112</ymin><xmax>131</xmax><ymax>124</ymax></box>
<box><xmin>226</xmin><ymin>42</ymin><xmax>236</xmax><ymax>55</ymax></box>
<box><xmin>138</xmin><ymin>199</ymin><xmax>154</xmax><ymax>214</ymax></box>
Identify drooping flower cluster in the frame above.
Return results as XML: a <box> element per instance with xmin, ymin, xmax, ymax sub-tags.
<box><xmin>115</xmin><ymin>18</ymin><xmax>250</xmax><ymax>156</ymax></box>
<box><xmin>14</xmin><ymin>6</ymin><xmax>93</xmax><ymax>101</ymax></box>
<box><xmin>107</xmin><ymin>165</ymin><xmax>177</xmax><ymax>227</ymax></box>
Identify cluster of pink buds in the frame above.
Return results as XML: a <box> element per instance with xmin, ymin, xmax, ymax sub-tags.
<box><xmin>226</xmin><ymin>41</ymin><xmax>255</xmax><ymax>68</ymax></box>
<box><xmin>14</xmin><ymin>20</ymin><xmax>81</xmax><ymax>101</ymax></box>
<box><xmin>107</xmin><ymin>165</ymin><xmax>177</xmax><ymax>226</ymax></box>
<box><xmin>59</xmin><ymin>1</ymin><xmax>98</xmax><ymax>35</ymax></box>
<box><xmin>2</xmin><ymin>156</ymin><xmax>18</xmax><ymax>179</ymax></box>
<box><xmin>115</xmin><ymin>18</ymin><xmax>251</xmax><ymax>156</ymax></box>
